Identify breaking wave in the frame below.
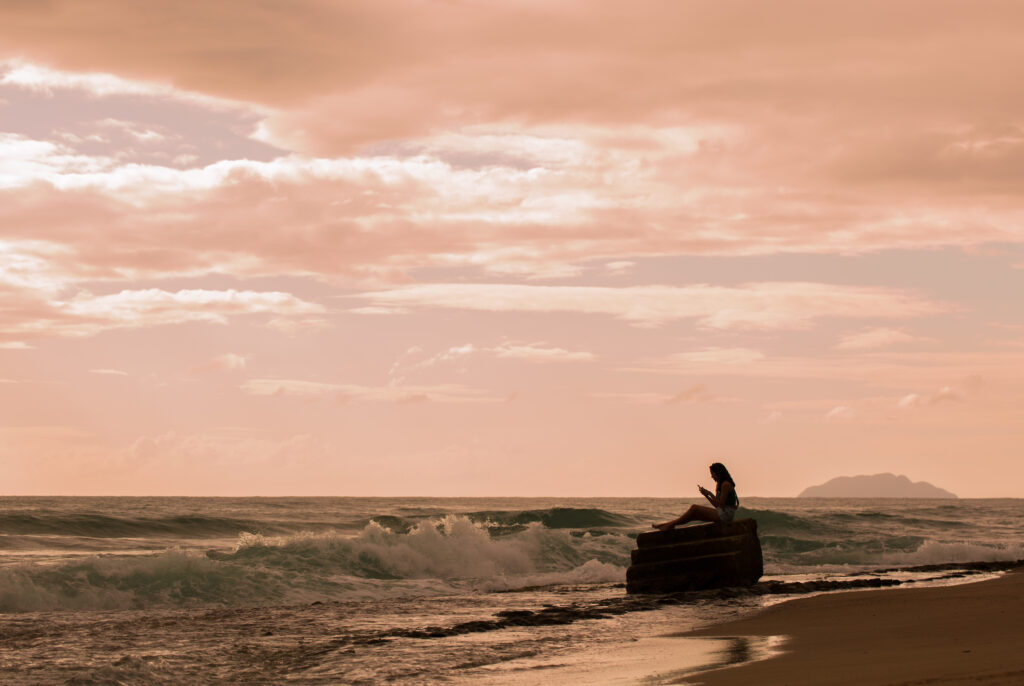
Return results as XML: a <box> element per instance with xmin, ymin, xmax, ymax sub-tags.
<box><xmin>1</xmin><ymin>501</ymin><xmax>1019</xmax><ymax>613</ymax></box>
<box><xmin>746</xmin><ymin>506</ymin><xmax>1023</xmax><ymax>571</ymax></box>
<box><xmin>368</xmin><ymin>507</ymin><xmax>637</xmax><ymax>535</ymax></box>
<box><xmin>0</xmin><ymin>515</ymin><xmax>633</xmax><ymax>612</ymax></box>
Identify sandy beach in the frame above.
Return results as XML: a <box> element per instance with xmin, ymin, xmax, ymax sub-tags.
<box><xmin>684</xmin><ymin>570</ymin><xmax>1024</xmax><ymax>686</ymax></box>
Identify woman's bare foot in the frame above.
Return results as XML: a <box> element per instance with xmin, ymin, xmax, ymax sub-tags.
<box><xmin>653</xmin><ymin>522</ymin><xmax>674</xmax><ymax>531</ymax></box>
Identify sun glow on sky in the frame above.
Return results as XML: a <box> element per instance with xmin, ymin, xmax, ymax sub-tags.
<box><xmin>2</xmin><ymin>2</ymin><xmax>1023</xmax><ymax>496</ymax></box>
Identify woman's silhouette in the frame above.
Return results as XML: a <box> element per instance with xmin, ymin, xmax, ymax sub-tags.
<box><xmin>654</xmin><ymin>462</ymin><xmax>739</xmax><ymax>531</ymax></box>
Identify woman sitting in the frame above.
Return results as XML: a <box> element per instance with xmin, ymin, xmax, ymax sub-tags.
<box><xmin>654</xmin><ymin>462</ymin><xmax>739</xmax><ymax>531</ymax></box>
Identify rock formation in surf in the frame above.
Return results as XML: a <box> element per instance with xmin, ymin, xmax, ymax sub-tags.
<box><xmin>798</xmin><ymin>473</ymin><xmax>957</xmax><ymax>498</ymax></box>
<box><xmin>626</xmin><ymin>519</ymin><xmax>763</xmax><ymax>594</ymax></box>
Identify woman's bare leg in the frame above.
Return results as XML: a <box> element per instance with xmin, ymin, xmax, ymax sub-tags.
<box><xmin>654</xmin><ymin>504</ymin><xmax>720</xmax><ymax>530</ymax></box>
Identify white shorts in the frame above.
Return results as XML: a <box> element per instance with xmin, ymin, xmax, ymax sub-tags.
<box><xmin>717</xmin><ymin>506</ymin><xmax>737</xmax><ymax>523</ymax></box>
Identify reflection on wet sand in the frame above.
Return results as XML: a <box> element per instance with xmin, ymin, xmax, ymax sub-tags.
<box><xmin>641</xmin><ymin>635</ymin><xmax>785</xmax><ymax>686</ymax></box>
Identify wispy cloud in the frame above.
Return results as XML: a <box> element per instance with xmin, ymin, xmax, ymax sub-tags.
<box><xmin>604</xmin><ymin>261</ymin><xmax>635</xmax><ymax>276</ymax></box>
<box><xmin>666</xmin><ymin>384</ymin><xmax>717</xmax><ymax>405</ymax></box>
<box><xmin>836</xmin><ymin>328</ymin><xmax>926</xmax><ymax>350</ymax></box>
<box><xmin>666</xmin><ymin>348</ymin><xmax>766</xmax><ymax>365</ymax></box>
<box><xmin>0</xmin><ymin>60</ymin><xmax>264</xmax><ymax>113</ymax></box>
<box><xmin>1</xmin><ymin>288</ymin><xmax>324</xmax><ymax>340</ymax></box>
<box><xmin>897</xmin><ymin>386</ymin><xmax>963</xmax><ymax>409</ymax></box>
<box><xmin>492</xmin><ymin>342</ymin><xmax>596</xmax><ymax>363</ymax></box>
<box><xmin>590</xmin><ymin>384</ymin><xmax>721</xmax><ymax>406</ymax></box>
<box><xmin>625</xmin><ymin>351</ymin><xmax>1024</xmax><ymax>389</ymax></box>
<box><xmin>353</xmin><ymin>283</ymin><xmax>945</xmax><ymax>329</ymax></box>
<box><xmin>825</xmin><ymin>405</ymin><xmax>857</xmax><ymax>421</ymax></box>
<box><xmin>386</xmin><ymin>341</ymin><xmax>595</xmax><ymax>386</ymax></box>
<box><xmin>240</xmin><ymin>378</ymin><xmax>501</xmax><ymax>404</ymax></box>
<box><xmin>191</xmin><ymin>353</ymin><xmax>247</xmax><ymax>375</ymax></box>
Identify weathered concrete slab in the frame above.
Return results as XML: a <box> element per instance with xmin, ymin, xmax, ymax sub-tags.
<box><xmin>630</xmin><ymin>533</ymin><xmax>750</xmax><ymax>565</ymax></box>
<box><xmin>626</xmin><ymin>518</ymin><xmax>763</xmax><ymax>594</ymax></box>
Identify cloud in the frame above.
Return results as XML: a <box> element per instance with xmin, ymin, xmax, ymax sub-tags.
<box><xmin>191</xmin><ymin>353</ymin><xmax>247</xmax><ymax>375</ymax></box>
<box><xmin>0</xmin><ymin>239</ymin><xmax>80</xmax><ymax>301</ymax></box>
<box><xmin>492</xmin><ymin>342</ymin><xmax>596</xmax><ymax>363</ymax></box>
<box><xmin>389</xmin><ymin>344</ymin><xmax>477</xmax><ymax>383</ymax></box>
<box><xmin>3</xmin><ymin>3</ymin><xmax>1021</xmax><ymax>201</ymax></box>
<box><xmin>94</xmin><ymin>118</ymin><xmax>168</xmax><ymax>143</ymax></box>
<box><xmin>6</xmin><ymin>0</ymin><xmax>1005</xmax><ymax>160</ymax></box>
<box><xmin>0</xmin><ymin>133</ymin><xmax>114</xmax><ymax>189</ymax></box>
<box><xmin>240</xmin><ymin>378</ymin><xmax>501</xmax><ymax>404</ymax></box>
<box><xmin>590</xmin><ymin>384</ymin><xmax>720</xmax><ymax>406</ymax></box>
<box><xmin>825</xmin><ymin>405</ymin><xmax>857</xmax><ymax>421</ymax></box>
<box><xmin>588</xmin><ymin>391</ymin><xmax>678</xmax><ymax>405</ymax></box>
<box><xmin>666</xmin><ymin>348</ymin><xmax>765</xmax><ymax>365</ymax></box>
<box><xmin>1</xmin><ymin>4</ymin><xmax>1024</xmax><ymax>285</ymax></box>
<box><xmin>623</xmin><ymin>351</ymin><xmax>1024</xmax><ymax>392</ymax></box>
<box><xmin>0</xmin><ymin>287</ymin><xmax>325</xmax><ymax>341</ymax></box>
<box><xmin>89</xmin><ymin>368</ymin><xmax>128</xmax><ymax>376</ymax></box>
<box><xmin>836</xmin><ymin>328</ymin><xmax>925</xmax><ymax>350</ymax></box>
<box><xmin>604</xmin><ymin>261</ymin><xmax>635</xmax><ymax>276</ymax></box>
<box><xmin>0</xmin><ymin>59</ymin><xmax>264</xmax><ymax>113</ymax></box>
<box><xmin>2</xmin><ymin>120</ymin><xmax>1024</xmax><ymax>291</ymax></box>
<box><xmin>65</xmin><ymin>288</ymin><xmax>320</xmax><ymax>324</ymax></box>
<box><xmin>264</xmin><ymin>317</ymin><xmax>331</xmax><ymax>335</ymax></box>
<box><xmin>426</xmin><ymin>343</ymin><xmax>476</xmax><ymax>364</ymax></box>
<box><xmin>897</xmin><ymin>386</ymin><xmax>963</xmax><ymax>409</ymax></box>
<box><xmin>353</xmin><ymin>282</ymin><xmax>945</xmax><ymax>328</ymax></box>
<box><xmin>388</xmin><ymin>341</ymin><xmax>595</xmax><ymax>385</ymax></box>
<box><xmin>666</xmin><ymin>384</ymin><xmax>717</xmax><ymax>405</ymax></box>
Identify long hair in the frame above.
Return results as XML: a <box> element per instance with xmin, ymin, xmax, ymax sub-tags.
<box><xmin>709</xmin><ymin>462</ymin><xmax>735</xmax><ymax>491</ymax></box>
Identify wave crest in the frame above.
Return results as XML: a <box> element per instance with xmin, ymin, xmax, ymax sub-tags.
<box><xmin>0</xmin><ymin>516</ymin><xmax>632</xmax><ymax>612</ymax></box>
<box><xmin>231</xmin><ymin>515</ymin><xmax>631</xmax><ymax>581</ymax></box>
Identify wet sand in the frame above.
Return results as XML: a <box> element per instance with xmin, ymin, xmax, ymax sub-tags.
<box><xmin>683</xmin><ymin>570</ymin><xmax>1024</xmax><ymax>685</ymax></box>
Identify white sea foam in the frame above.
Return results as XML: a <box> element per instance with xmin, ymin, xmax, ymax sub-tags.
<box><xmin>0</xmin><ymin>515</ymin><xmax>633</xmax><ymax>611</ymax></box>
<box><xmin>235</xmin><ymin>515</ymin><xmax>632</xmax><ymax>584</ymax></box>
<box><xmin>0</xmin><ymin>550</ymin><xmax>210</xmax><ymax>611</ymax></box>
<box><xmin>2</xmin><ymin>498</ymin><xmax>1022</xmax><ymax>613</ymax></box>
<box><xmin>882</xmin><ymin>540</ymin><xmax>1024</xmax><ymax>566</ymax></box>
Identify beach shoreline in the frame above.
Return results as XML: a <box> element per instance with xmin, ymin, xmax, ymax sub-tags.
<box><xmin>679</xmin><ymin>569</ymin><xmax>1024</xmax><ymax>686</ymax></box>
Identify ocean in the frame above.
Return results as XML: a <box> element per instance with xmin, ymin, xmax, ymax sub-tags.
<box><xmin>1</xmin><ymin>496</ymin><xmax>1021</xmax><ymax>684</ymax></box>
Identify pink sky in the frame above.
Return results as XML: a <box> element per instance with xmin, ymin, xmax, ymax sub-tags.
<box><xmin>2</xmin><ymin>1</ymin><xmax>1023</xmax><ymax>496</ymax></box>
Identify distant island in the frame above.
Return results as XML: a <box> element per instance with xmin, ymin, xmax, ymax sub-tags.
<box><xmin>798</xmin><ymin>473</ymin><xmax>957</xmax><ymax>498</ymax></box>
